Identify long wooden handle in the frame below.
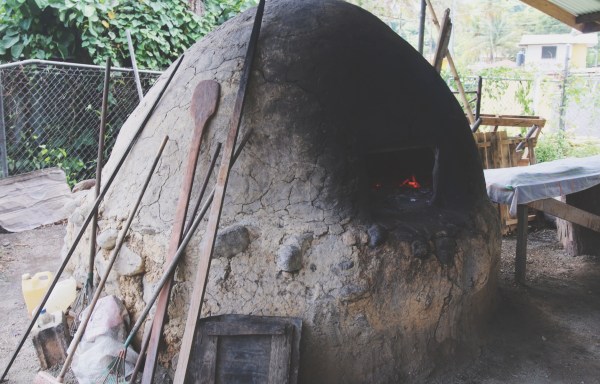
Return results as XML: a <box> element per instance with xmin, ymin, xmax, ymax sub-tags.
<box><xmin>142</xmin><ymin>80</ymin><xmax>220</xmax><ymax>383</ymax></box>
<box><xmin>173</xmin><ymin>1</ymin><xmax>266</xmax><ymax>381</ymax></box>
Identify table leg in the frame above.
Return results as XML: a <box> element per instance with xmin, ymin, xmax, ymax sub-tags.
<box><xmin>515</xmin><ymin>204</ymin><xmax>528</xmax><ymax>283</ymax></box>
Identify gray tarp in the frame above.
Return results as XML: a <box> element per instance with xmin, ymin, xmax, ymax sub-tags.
<box><xmin>484</xmin><ymin>155</ymin><xmax>600</xmax><ymax>217</ymax></box>
<box><xmin>0</xmin><ymin>168</ymin><xmax>74</xmax><ymax>232</ymax></box>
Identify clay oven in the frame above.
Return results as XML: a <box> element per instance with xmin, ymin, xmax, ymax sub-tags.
<box><xmin>65</xmin><ymin>0</ymin><xmax>501</xmax><ymax>382</ymax></box>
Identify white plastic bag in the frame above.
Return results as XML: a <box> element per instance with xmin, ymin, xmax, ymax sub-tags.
<box><xmin>71</xmin><ymin>295</ymin><xmax>139</xmax><ymax>383</ymax></box>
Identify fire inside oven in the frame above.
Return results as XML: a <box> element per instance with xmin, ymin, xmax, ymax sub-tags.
<box><xmin>366</xmin><ymin>147</ymin><xmax>436</xmax><ymax>213</ymax></box>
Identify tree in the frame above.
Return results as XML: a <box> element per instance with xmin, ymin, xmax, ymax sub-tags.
<box><xmin>0</xmin><ymin>0</ymin><xmax>257</xmax><ymax>70</ymax></box>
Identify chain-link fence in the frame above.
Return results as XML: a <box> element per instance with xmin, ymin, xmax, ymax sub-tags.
<box><xmin>466</xmin><ymin>73</ymin><xmax>600</xmax><ymax>136</ymax></box>
<box><xmin>0</xmin><ymin>60</ymin><xmax>163</xmax><ymax>185</ymax></box>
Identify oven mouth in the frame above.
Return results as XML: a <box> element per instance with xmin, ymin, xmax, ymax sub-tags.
<box><xmin>365</xmin><ymin>146</ymin><xmax>436</xmax><ymax>216</ymax></box>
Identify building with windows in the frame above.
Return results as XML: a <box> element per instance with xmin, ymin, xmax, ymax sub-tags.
<box><xmin>518</xmin><ymin>33</ymin><xmax>598</xmax><ymax>69</ymax></box>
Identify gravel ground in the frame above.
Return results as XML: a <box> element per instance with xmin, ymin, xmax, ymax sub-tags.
<box><xmin>1</xmin><ymin>225</ymin><xmax>599</xmax><ymax>383</ymax></box>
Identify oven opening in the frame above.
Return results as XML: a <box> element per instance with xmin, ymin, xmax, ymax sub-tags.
<box><xmin>366</xmin><ymin>147</ymin><xmax>436</xmax><ymax>215</ymax></box>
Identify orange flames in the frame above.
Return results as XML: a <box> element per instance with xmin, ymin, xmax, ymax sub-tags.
<box><xmin>400</xmin><ymin>175</ymin><xmax>421</xmax><ymax>189</ymax></box>
<box><xmin>372</xmin><ymin>175</ymin><xmax>422</xmax><ymax>190</ymax></box>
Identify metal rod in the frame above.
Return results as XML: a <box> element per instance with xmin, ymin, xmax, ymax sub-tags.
<box><xmin>183</xmin><ymin>128</ymin><xmax>252</xmax><ymax>238</ymax></box>
<box><xmin>418</xmin><ymin>0</ymin><xmax>426</xmax><ymax>54</ymax></box>
<box><xmin>0</xmin><ymin>59</ymin><xmax>163</xmax><ymax>74</ymax></box>
<box><xmin>515</xmin><ymin>124</ymin><xmax>539</xmax><ymax>152</ymax></box>
<box><xmin>127</xmin><ymin>30</ymin><xmax>145</xmax><ymax>102</ymax></box>
<box><xmin>470</xmin><ymin>117</ymin><xmax>482</xmax><ymax>133</ymax></box>
<box><xmin>476</xmin><ymin>76</ymin><xmax>482</xmax><ymax>119</ymax></box>
<box><xmin>0</xmin><ymin>55</ymin><xmax>183</xmax><ymax>382</ymax></box>
<box><xmin>87</xmin><ymin>57</ymin><xmax>111</xmax><ymax>291</ymax></box>
<box><xmin>183</xmin><ymin>142</ymin><xmax>222</xmax><ymax>236</ymax></box>
<box><xmin>0</xmin><ymin>71</ymin><xmax>8</xmax><ymax>178</ymax></box>
<box><xmin>56</xmin><ymin>136</ymin><xmax>169</xmax><ymax>382</ymax></box>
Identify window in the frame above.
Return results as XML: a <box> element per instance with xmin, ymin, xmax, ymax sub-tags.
<box><xmin>541</xmin><ymin>46</ymin><xmax>557</xmax><ymax>59</ymax></box>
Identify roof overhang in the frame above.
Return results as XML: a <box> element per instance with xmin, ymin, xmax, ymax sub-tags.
<box><xmin>520</xmin><ymin>0</ymin><xmax>600</xmax><ymax>33</ymax></box>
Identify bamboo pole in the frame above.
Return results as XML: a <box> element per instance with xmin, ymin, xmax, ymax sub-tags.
<box><xmin>425</xmin><ymin>0</ymin><xmax>475</xmax><ymax>124</ymax></box>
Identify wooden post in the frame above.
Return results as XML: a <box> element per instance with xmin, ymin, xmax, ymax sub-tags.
<box><xmin>515</xmin><ymin>204</ymin><xmax>528</xmax><ymax>284</ymax></box>
<box><xmin>126</xmin><ymin>30</ymin><xmax>144</xmax><ymax>102</ymax></box>
<box><xmin>432</xmin><ymin>9</ymin><xmax>452</xmax><ymax>74</ymax></box>
<box><xmin>418</xmin><ymin>0</ymin><xmax>426</xmax><ymax>54</ymax></box>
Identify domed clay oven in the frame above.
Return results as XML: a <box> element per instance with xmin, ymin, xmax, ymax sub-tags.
<box><xmin>65</xmin><ymin>0</ymin><xmax>500</xmax><ymax>382</ymax></box>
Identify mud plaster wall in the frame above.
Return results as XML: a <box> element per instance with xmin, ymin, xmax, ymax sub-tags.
<box><xmin>64</xmin><ymin>1</ymin><xmax>501</xmax><ymax>382</ymax></box>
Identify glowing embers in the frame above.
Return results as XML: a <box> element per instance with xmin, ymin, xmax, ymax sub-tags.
<box><xmin>366</xmin><ymin>147</ymin><xmax>435</xmax><ymax>213</ymax></box>
<box><xmin>400</xmin><ymin>175</ymin><xmax>421</xmax><ymax>189</ymax></box>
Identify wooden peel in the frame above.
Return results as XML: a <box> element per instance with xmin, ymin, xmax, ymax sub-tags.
<box><xmin>141</xmin><ymin>80</ymin><xmax>220</xmax><ymax>383</ymax></box>
<box><xmin>173</xmin><ymin>0</ymin><xmax>266</xmax><ymax>381</ymax></box>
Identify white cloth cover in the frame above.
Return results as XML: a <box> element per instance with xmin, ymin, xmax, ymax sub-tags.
<box><xmin>484</xmin><ymin>155</ymin><xmax>600</xmax><ymax>217</ymax></box>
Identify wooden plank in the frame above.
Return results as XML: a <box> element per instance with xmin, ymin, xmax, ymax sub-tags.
<box><xmin>490</xmin><ymin>132</ymin><xmax>501</xmax><ymax>169</ymax></box>
<box><xmin>142</xmin><ymin>80</ymin><xmax>220</xmax><ymax>383</ymax></box>
<box><xmin>189</xmin><ymin>315</ymin><xmax>300</xmax><ymax>384</ymax></box>
<box><xmin>432</xmin><ymin>8</ymin><xmax>452</xmax><ymax>73</ymax></box>
<box><xmin>576</xmin><ymin>11</ymin><xmax>600</xmax><ymax>24</ymax></box>
<box><xmin>480</xmin><ymin>115</ymin><xmax>546</xmax><ymax>127</ymax></box>
<box><xmin>515</xmin><ymin>204</ymin><xmax>529</xmax><ymax>283</ymax></box>
<box><xmin>519</xmin><ymin>0</ymin><xmax>587</xmax><ymax>32</ymax></box>
<box><xmin>173</xmin><ymin>2</ymin><xmax>266</xmax><ymax>381</ymax></box>
<box><xmin>205</xmin><ymin>322</ymin><xmax>287</xmax><ymax>336</ymax></box>
<box><xmin>556</xmin><ymin>186</ymin><xmax>600</xmax><ymax>256</ymax></box>
<box><xmin>528</xmin><ymin>198</ymin><xmax>600</xmax><ymax>233</ymax></box>
<box><xmin>199</xmin><ymin>336</ymin><xmax>218</xmax><ymax>384</ymax></box>
<box><xmin>268</xmin><ymin>329</ymin><xmax>292</xmax><ymax>384</ymax></box>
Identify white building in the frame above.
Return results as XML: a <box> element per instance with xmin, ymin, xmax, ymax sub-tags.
<box><xmin>518</xmin><ymin>33</ymin><xmax>598</xmax><ymax>70</ymax></box>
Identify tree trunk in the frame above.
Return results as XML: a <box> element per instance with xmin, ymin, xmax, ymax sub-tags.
<box><xmin>556</xmin><ymin>184</ymin><xmax>600</xmax><ymax>256</ymax></box>
<box><xmin>188</xmin><ymin>0</ymin><xmax>205</xmax><ymax>16</ymax></box>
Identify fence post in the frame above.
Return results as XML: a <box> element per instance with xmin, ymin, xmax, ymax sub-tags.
<box><xmin>0</xmin><ymin>70</ymin><xmax>9</xmax><ymax>178</ymax></box>
<box><xmin>475</xmin><ymin>76</ymin><xmax>482</xmax><ymax>119</ymax></box>
<box><xmin>559</xmin><ymin>44</ymin><xmax>571</xmax><ymax>131</ymax></box>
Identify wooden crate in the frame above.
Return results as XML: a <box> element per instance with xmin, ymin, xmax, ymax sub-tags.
<box><xmin>187</xmin><ymin>314</ymin><xmax>302</xmax><ymax>384</ymax></box>
<box><xmin>473</xmin><ymin>115</ymin><xmax>546</xmax><ymax>234</ymax></box>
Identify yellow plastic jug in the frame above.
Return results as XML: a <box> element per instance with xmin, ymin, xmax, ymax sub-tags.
<box><xmin>45</xmin><ymin>277</ymin><xmax>77</xmax><ymax>314</ymax></box>
<box><xmin>21</xmin><ymin>271</ymin><xmax>54</xmax><ymax>316</ymax></box>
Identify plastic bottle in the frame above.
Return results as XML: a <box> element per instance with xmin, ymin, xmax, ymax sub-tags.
<box><xmin>21</xmin><ymin>271</ymin><xmax>53</xmax><ymax>316</ymax></box>
<box><xmin>45</xmin><ymin>277</ymin><xmax>77</xmax><ymax>314</ymax></box>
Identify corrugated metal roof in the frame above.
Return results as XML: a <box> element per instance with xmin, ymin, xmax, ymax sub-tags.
<box><xmin>520</xmin><ymin>0</ymin><xmax>600</xmax><ymax>33</ymax></box>
<box><xmin>550</xmin><ymin>0</ymin><xmax>600</xmax><ymax>16</ymax></box>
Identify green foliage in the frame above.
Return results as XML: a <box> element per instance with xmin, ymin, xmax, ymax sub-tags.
<box><xmin>0</xmin><ymin>0</ymin><xmax>85</xmax><ymax>61</ymax></box>
<box><xmin>536</xmin><ymin>131</ymin><xmax>600</xmax><ymax>163</ymax></box>
<box><xmin>8</xmin><ymin>134</ymin><xmax>85</xmax><ymax>187</ymax></box>
<box><xmin>0</xmin><ymin>0</ymin><xmax>256</xmax><ymax>69</ymax></box>
<box><xmin>202</xmin><ymin>0</ymin><xmax>258</xmax><ymax>31</ymax></box>
<box><xmin>535</xmin><ymin>131</ymin><xmax>570</xmax><ymax>163</ymax></box>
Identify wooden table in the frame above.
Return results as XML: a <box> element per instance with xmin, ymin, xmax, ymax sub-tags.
<box><xmin>515</xmin><ymin>197</ymin><xmax>600</xmax><ymax>283</ymax></box>
<box><xmin>483</xmin><ymin>155</ymin><xmax>600</xmax><ymax>284</ymax></box>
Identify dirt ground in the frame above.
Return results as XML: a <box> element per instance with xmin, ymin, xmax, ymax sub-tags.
<box><xmin>441</xmin><ymin>228</ymin><xmax>600</xmax><ymax>384</ymax></box>
<box><xmin>0</xmin><ymin>224</ymin><xmax>599</xmax><ymax>383</ymax></box>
